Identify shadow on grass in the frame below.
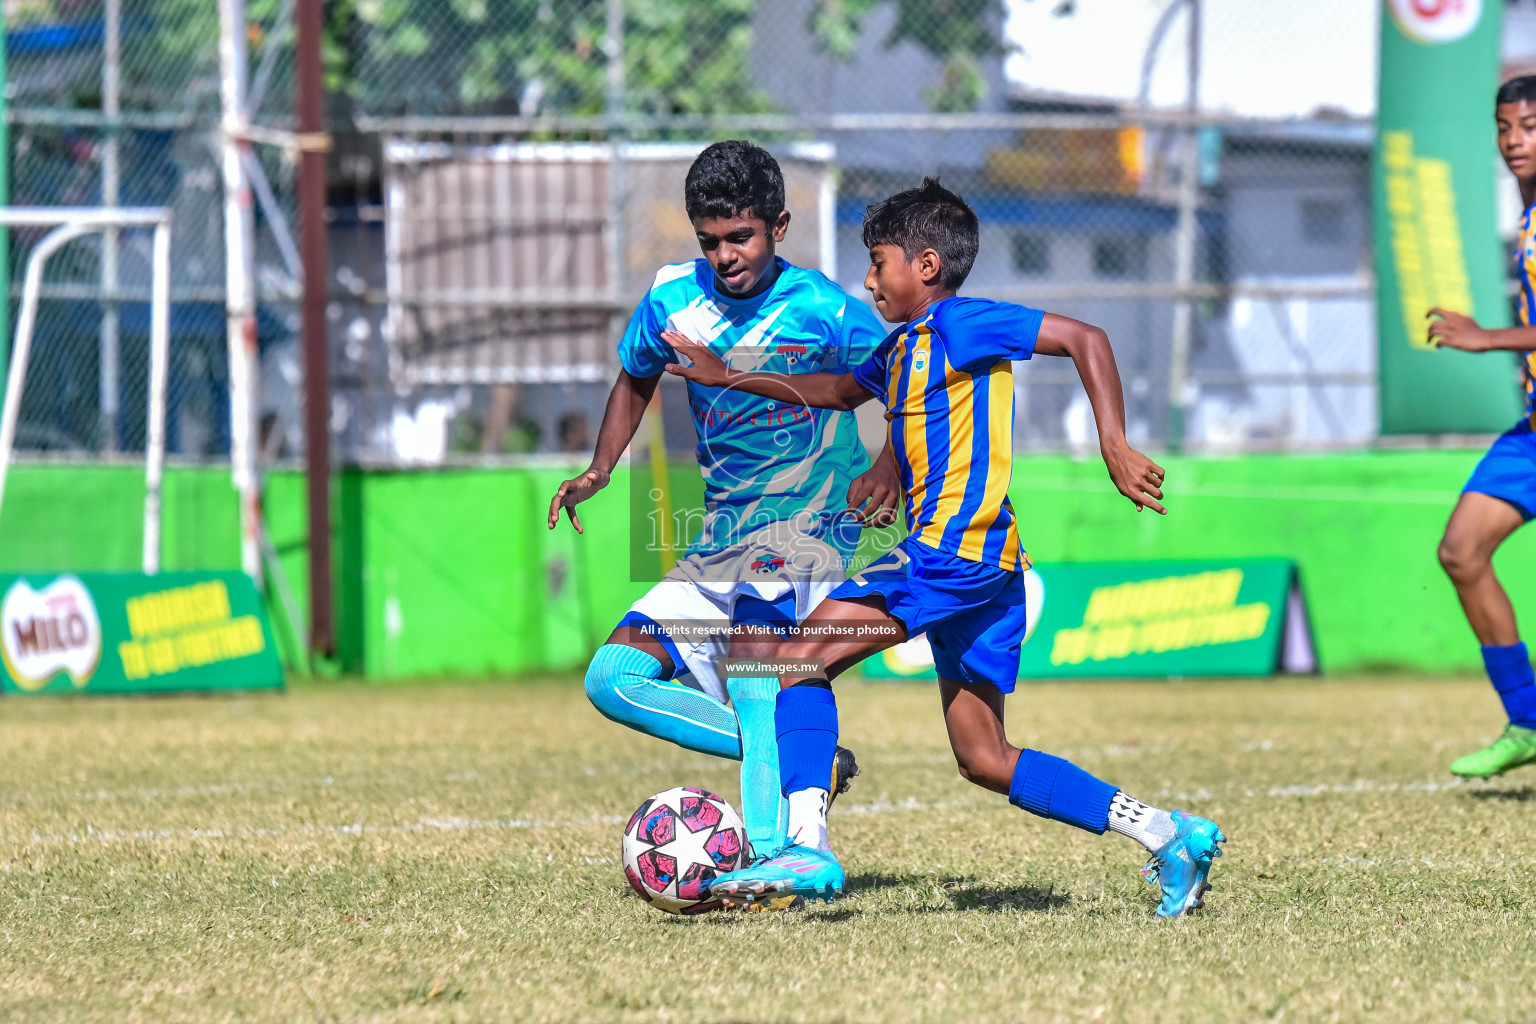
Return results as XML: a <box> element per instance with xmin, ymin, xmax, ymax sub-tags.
<box><xmin>805</xmin><ymin>906</ymin><xmax>865</xmax><ymax>923</ymax></box>
<box><xmin>682</xmin><ymin>874</ymin><xmax>1072</xmax><ymax>924</ymax></box>
<box><xmin>845</xmin><ymin>871</ymin><xmax>929</xmax><ymax>894</ymax></box>
<box><xmin>1465</xmin><ymin>786</ymin><xmax>1536</xmax><ymax>802</ymax></box>
<box><xmin>847</xmin><ymin>872</ymin><xmax>1072</xmax><ymax>914</ymax></box>
<box><xmin>945</xmin><ymin>883</ymin><xmax>1071</xmax><ymax>913</ymax></box>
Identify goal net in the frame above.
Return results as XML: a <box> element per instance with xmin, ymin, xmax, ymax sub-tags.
<box><xmin>0</xmin><ymin>208</ymin><xmax>173</xmax><ymax>574</ymax></box>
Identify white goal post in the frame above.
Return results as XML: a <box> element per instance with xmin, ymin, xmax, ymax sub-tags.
<box><xmin>0</xmin><ymin>207</ymin><xmax>173</xmax><ymax>574</ymax></box>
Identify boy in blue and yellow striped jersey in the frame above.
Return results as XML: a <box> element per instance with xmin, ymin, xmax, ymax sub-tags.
<box><xmin>1426</xmin><ymin>76</ymin><xmax>1536</xmax><ymax>779</ymax></box>
<box><xmin>664</xmin><ymin>178</ymin><xmax>1227</xmax><ymax>918</ymax></box>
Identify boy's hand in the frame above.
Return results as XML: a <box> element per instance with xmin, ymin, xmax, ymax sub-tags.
<box><xmin>1427</xmin><ymin>308</ymin><xmax>1494</xmax><ymax>352</ymax></box>
<box><xmin>548</xmin><ymin>468</ymin><xmax>610</xmax><ymax>533</ymax></box>
<box><xmin>846</xmin><ymin>455</ymin><xmax>901</xmax><ymax>528</ymax></box>
<box><xmin>661</xmin><ymin>331</ymin><xmax>731</xmax><ymax>386</ymax></box>
<box><xmin>1103</xmin><ymin>442</ymin><xmax>1166</xmax><ymax>515</ymax></box>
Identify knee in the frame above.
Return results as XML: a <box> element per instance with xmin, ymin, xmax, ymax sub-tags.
<box><xmin>774</xmin><ymin>638</ymin><xmax>816</xmax><ymax>662</ymax></box>
<box><xmin>953</xmin><ymin>743</ymin><xmax>1012</xmax><ymax>790</ymax></box>
<box><xmin>584</xmin><ymin>643</ymin><xmax>660</xmax><ymax>720</ymax></box>
<box><xmin>727</xmin><ymin>634</ymin><xmax>782</xmax><ymax>661</ymax></box>
<box><xmin>771</xmin><ymin>640</ymin><xmax>829</xmax><ymax>686</ymax></box>
<box><xmin>1438</xmin><ymin>533</ymin><xmax>1487</xmax><ymax>583</ymax></box>
<box><xmin>583</xmin><ymin>647</ymin><xmax>621</xmax><ymax>717</ymax></box>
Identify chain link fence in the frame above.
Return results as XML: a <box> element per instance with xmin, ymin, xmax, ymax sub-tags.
<box><xmin>5</xmin><ymin>0</ymin><xmax>1390</xmax><ymax>467</ymax></box>
<box><xmin>5</xmin><ymin>0</ymin><xmax>299</xmax><ymax>463</ymax></box>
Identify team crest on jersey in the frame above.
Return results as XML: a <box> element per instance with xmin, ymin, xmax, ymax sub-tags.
<box><xmin>775</xmin><ymin>342</ymin><xmax>807</xmax><ymax>366</ymax></box>
<box><xmin>911</xmin><ymin>348</ymin><xmax>929</xmax><ymax>372</ymax></box>
<box><xmin>750</xmin><ymin>555</ymin><xmax>787</xmax><ymax>574</ymax></box>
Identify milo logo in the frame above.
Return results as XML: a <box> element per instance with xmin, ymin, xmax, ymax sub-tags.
<box><xmin>0</xmin><ymin>575</ymin><xmax>103</xmax><ymax>690</ymax></box>
<box><xmin>1387</xmin><ymin>0</ymin><xmax>1481</xmax><ymax>45</ymax></box>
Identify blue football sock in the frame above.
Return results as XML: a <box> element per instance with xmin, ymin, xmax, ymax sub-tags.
<box><xmin>1483</xmin><ymin>643</ymin><xmax>1536</xmax><ymax>728</ymax></box>
<box><xmin>584</xmin><ymin>644</ymin><xmax>742</xmax><ymax>760</ymax></box>
<box><xmin>727</xmin><ymin>675</ymin><xmax>787</xmax><ymax>857</ymax></box>
<box><xmin>776</xmin><ymin>684</ymin><xmax>839</xmax><ymax>795</ymax></box>
<box><xmin>776</xmin><ymin>684</ymin><xmax>839</xmax><ymax>851</ymax></box>
<box><xmin>1008</xmin><ymin>748</ymin><xmax>1118</xmax><ymax>834</ymax></box>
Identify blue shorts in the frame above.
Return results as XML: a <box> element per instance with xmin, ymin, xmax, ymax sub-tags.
<box><xmin>829</xmin><ymin>537</ymin><xmax>1026</xmax><ymax>692</ymax></box>
<box><xmin>1465</xmin><ymin>421</ymin><xmax>1536</xmax><ymax>521</ymax></box>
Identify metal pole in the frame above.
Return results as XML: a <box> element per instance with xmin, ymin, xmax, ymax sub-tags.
<box><xmin>297</xmin><ymin>0</ymin><xmax>334</xmax><ymax>657</ymax></box>
<box><xmin>219</xmin><ymin>0</ymin><xmax>263</xmax><ymax>584</ymax></box>
<box><xmin>143</xmin><ymin>220</ymin><xmax>171</xmax><ymax>574</ymax></box>
<box><xmin>0</xmin><ymin>7</ymin><xmax>10</xmax><ymax>384</ymax></box>
<box><xmin>1138</xmin><ymin>0</ymin><xmax>1186</xmax><ymax>109</ymax></box>
<box><xmin>605</xmin><ymin>0</ymin><xmax>627</xmax><ymax>307</ymax></box>
<box><xmin>1165</xmin><ymin>0</ymin><xmax>1200</xmax><ymax>452</ymax></box>
<box><xmin>100</xmin><ymin>0</ymin><xmax>120</xmax><ymax>455</ymax></box>
<box><xmin>606</xmin><ymin>0</ymin><xmax>663</xmax><ymax>574</ymax></box>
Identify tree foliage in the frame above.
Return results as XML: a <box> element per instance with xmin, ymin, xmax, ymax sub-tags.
<box><xmin>11</xmin><ymin>0</ymin><xmax>1011</xmax><ymax>118</ymax></box>
<box><xmin>808</xmin><ymin>0</ymin><xmax>1006</xmax><ymax>112</ymax></box>
<box><xmin>339</xmin><ymin>0</ymin><xmax>771</xmax><ymax>117</ymax></box>
<box><xmin>339</xmin><ymin>0</ymin><xmax>1007</xmax><ymax>117</ymax></box>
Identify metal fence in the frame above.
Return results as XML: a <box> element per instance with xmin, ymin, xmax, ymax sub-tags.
<box><xmin>4</xmin><ymin>0</ymin><xmax>1388</xmax><ymax>469</ymax></box>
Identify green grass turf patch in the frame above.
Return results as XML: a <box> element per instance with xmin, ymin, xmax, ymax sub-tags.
<box><xmin>2</xmin><ymin>677</ymin><xmax>1534</xmax><ymax>1022</ymax></box>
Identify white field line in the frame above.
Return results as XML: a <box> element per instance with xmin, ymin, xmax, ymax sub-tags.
<box><xmin>1157</xmin><ymin>775</ymin><xmax>1479</xmax><ymax>803</ymax></box>
<box><xmin>25</xmin><ymin>813</ymin><xmax>628</xmax><ymax>847</ymax></box>
<box><xmin>8</xmin><ymin>759</ymin><xmax>732</xmax><ymax>808</ymax></box>
<box><xmin>1264</xmin><ymin>854</ymin><xmax>1536</xmax><ymax>871</ymax></box>
<box><xmin>5</xmin><ymin>742</ymin><xmax>1183</xmax><ymax>811</ymax></box>
<box><xmin>18</xmin><ymin>797</ymin><xmax>968</xmax><ymax>848</ymax></box>
<box><xmin>15</xmin><ymin>772</ymin><xmax>1524</xmax><ymax>851</ymax></box>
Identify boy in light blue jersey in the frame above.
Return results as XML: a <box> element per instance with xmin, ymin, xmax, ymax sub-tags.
<box><xmin>667</xmin><ymin>178</ymin><xmax>1227</xmax><ymax>918</ymax></box>
<box><xmin>549</xmin><ymin>142</ymin><xmax>899</xmax><ymax>892</ymax></box>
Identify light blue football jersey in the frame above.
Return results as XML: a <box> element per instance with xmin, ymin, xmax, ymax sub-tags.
<box><xmin>620</xmin><ymin>256</ymin><xmax>886</xmax><ymax>556</ymax></box>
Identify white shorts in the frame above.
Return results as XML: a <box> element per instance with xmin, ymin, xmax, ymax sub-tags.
<box><xmin>618</xmin><ymin>520</ymin><xmax>848</xmax><ymax>703</ymax></box>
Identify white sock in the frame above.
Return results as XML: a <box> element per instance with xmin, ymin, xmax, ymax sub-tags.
<box><xmin>785</xmin><ymin>788</ymin><xmax>831</xmax><ymax>853</ymax></box>
<box><xmin>1106</xmin><ymin>790</ymin><xmax>1176</xmax><ymax>853</ymax></box>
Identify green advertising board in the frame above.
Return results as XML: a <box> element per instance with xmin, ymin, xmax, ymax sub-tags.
<box><xmin>864</xmin><ymin>559</ymin><xmax>1313</xmax><ymax>680</ymax></box>
<box><xmin>1375</xmin><ymin>0</ymin><xmax>1522</xmax><ymax>433</ymax></box>
<box><xmin>0</xmin><ymin>571</ymin><xmax>284</xmax><ymax>695</ymax></box>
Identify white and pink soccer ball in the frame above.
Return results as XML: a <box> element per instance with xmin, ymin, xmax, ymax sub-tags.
<box><xmin>621</xmin><ymin>786</ymin><xmax>748</xmax><ymax>914</ymax></box>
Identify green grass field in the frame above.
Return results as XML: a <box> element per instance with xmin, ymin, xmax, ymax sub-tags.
<box><xmin>3</xmin><ymin>676</ymin><xmax>1535</xmax><ymax>1023</ymax></box>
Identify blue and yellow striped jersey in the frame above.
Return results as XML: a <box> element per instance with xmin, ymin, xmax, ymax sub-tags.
<box><xmin>852</xmin><ymin>297</ymin><xmax>1044</xmax><ymax>571</ymax></box>
<box><xmin>1516</xmin><ymin>203</ymin><xmax>1536</xmax><ymax>426</ymax></box>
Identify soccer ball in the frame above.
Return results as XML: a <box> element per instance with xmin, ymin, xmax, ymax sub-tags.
<box><xmin>621</xmin><ymin>786</ymin><xmax>747</xmax><ymax>914</ymax></box>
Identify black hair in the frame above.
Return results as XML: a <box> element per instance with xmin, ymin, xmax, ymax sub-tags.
<box><xmin>861</xmin><ymin>176</ymin><xmax>980</xmax><ymax>290</ymax></box>
<box><xmin>684</xmin><ymin>140</ymin><xmax>785</xmax><ymax>225</ymax></box>
<box><xmin>1497</xmin><ymin>75</ymin><xmax>1536</xmax><ymax>107</ymax></box>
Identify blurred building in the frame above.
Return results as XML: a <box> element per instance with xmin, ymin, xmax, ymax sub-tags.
<box><xmin>0</xmin><ymin>1</ymin><xmax>1388</xmax><ymax>463</ymax></box>
<box><xmin>828</xmin><ymin>85</ymin><xmax>1373</xmax><ymax>450</ymax></box>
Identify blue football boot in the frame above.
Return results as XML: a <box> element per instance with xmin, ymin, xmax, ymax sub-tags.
<box><xmin>709</xmin><ymin>843</ymin><xmax>845</xmax><ymax>907</ymax></box>
<box><xmin>1140</xmin><ymin>810</ymin><xmax>1226</xmax><ymax>918</ymax></box>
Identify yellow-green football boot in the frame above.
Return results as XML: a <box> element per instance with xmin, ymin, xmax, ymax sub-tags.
<box><xmin>1449</xmin><ymin>724</ymin><xmax>1536</xmax><ymax>778</ymax></box>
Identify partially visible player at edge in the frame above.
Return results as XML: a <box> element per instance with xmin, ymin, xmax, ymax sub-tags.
<box><xmin>548</xmin><ymin>142</ymin><xmax>901</xmax><ymax>895</ymax></box>
<box><xmin>664</xmin><ymin>178</ymin><xmax>1227</xmax><ymax>918</ymax></box>
<box><xmin>1426</xmin><ymin>74</ymin><xmax>1536</xmax><ymax>778</ymax></box>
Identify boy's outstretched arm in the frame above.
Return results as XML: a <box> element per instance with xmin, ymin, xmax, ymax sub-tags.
<box><xmin>662</xmin><ymin>330</ymin><xmax>874</xmax><ymax>411</ymax></box>
<box><xmin>1427</xmin><ymin>308</ymin><xmax>1536</xmax><ymax>351</ymax></box>
<box><xmin>548</xmin><ymin>369</ymin><xmax>659</xmax><ymax>532</ymax></box>
<box><xmin>1034</xmin><ymin>313</ymin><xmax>1167</xmax><ymax>515</ymax></box>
